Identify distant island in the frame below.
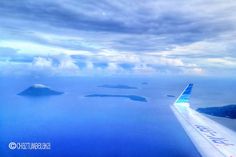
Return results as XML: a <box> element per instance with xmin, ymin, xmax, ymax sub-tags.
<box><xmin>18</xmin><ymin>84</ymin><xmax>63</xmax><ymax>96</ymax></box>
<box><xmin>141</xmin><ymin>82</ymin><xmax>148</xmax><ymax>85</ymax></box>
<box><xmin>167</xmin><ymin>95</ymin><xmax>175</xmax><ymax>98</ymax></box>
<box><xmin>85</xmin><ymin>94</ymin><xmax>147</xmax><ymax>102</ymax></box>
<box><xmin>197</xmin><ymin>104</ymin><xmax>236</xmax><ymax>119</ymax></box>
<box><xmin>98</xmin><ymin>84</ymin><xmax>138</xmax><ymax>89</ymax></box>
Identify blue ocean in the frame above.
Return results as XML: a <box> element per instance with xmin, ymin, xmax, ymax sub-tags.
<box><xmin>1</xmin><ymin>76</ymin><xmax>236</xmax><ymax>157</ymax></box>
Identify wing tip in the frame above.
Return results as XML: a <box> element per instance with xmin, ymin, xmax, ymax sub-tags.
<box><xmin>175</xmin><ymin>83</ymin><xmax>194</xmax><ymax>105</ymax></box>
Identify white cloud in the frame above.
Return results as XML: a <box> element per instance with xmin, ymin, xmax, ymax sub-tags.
<box><xmin>33</xmin><ymin>57</ymin><xmax>53</xmax><ymax>68</ymax></box>
<box><xmin>207</xmin><ymin>57</ymin><xmax>236</xmax><ymax>67</ymax></box>
<box><xmin>106</xmin><ymin>62</ymin><xmax>124</xmax><ymax>73</ymax></box>
<box><xmin>57</xmin><ymin>55</ymin><xmax>79</xmax><ymax>70</ymax></box>
<box><xmin>0</xmin><ymin>60</ymin><xmax>31</xmax><ymax>76</ymax></box>
<box><xmin>30</xmin><ymin>55</ymin><xmax>80</xmax><ymax>76</ymax></box>
<box><xmin>182</xmin><ymin>67</ymin><xmax>204</xmax><ymax>75</ymax></box>
<box><xmin>0</xmin><ymin>40</ymin><xmax>94</xmax><ymax>56</ymax></box>
<box><xmin>85</xmin><ymin>61</ymin><xmax>94</xmax><ymax>70</ymax></box>
<box><xmin>133</xmin><ymin>63</ymin><xmax>156</xmax><ymax>74</ymax></box>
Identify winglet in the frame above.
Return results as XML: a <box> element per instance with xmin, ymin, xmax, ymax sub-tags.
<box><xmin>174</xmin><ymin>84</ymin><xmax>193</xmax><ymax>107</ymax></box>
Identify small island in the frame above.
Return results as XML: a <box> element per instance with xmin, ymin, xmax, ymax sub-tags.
<box><xmin>167</xmin><ymin>95</ymin><xmax>175</xmax><ymax>98</ymax></box>
<box><xmin>85</xmin><ymin>94</ymin><xmax>147</xmax><ymax>102</ymax></box>
<box><xmin>197</xmin><ymin>104</ymin><xmax>236</xmax><ymax>119</ymax></box>
<box><xmin>18</xmin><ymin>84</ymin><xmax>63</xmax><ymax>96</ymax></box>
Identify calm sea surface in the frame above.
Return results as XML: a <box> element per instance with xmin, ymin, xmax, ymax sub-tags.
<box><xmin>1</xmin><ymin>76</ymin><xmax>236</xmax><ymax>157</ymax></box>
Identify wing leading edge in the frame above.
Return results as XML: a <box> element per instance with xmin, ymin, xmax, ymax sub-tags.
<box><xmin>171</xmin><ymin>84</ymin><xmax>236</xmax><ymax>157</ymax></box>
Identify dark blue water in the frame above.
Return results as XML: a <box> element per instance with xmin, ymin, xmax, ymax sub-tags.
<box><xmin>1</xmin><ymin>76</ymin><xmax>235</xmax><ymax>157</ymax></box>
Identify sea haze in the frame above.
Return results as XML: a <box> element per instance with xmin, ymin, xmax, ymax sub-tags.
<box><xmin>1</xmin><ymin>76</ymin><xmax>236</xmax><ymax>157</ymax></box>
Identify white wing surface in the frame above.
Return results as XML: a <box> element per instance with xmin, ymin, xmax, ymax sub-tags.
<box><xmin>171</xmin><ymin>84</ymin><xmax>236</xmax><ymax>157</ymax></box>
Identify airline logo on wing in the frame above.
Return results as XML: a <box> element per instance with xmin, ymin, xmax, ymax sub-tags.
<box><xmin>195</xmin><ymin>124</ymin><xmax>234</xmax><ymax>146</ymax></box>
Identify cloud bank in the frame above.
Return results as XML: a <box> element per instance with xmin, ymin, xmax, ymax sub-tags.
<box><xmin>0</xmin><ymin>0</ymin><xmax>236</xmax><ymax>76</ymax></box>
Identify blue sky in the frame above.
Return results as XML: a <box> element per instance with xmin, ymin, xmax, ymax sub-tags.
<box><xmin>0</xmin><ymin>0</ymin><xmax>236</xmax><ymax>76</ymax></box>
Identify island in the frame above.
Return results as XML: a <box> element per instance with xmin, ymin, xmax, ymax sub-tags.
<box><xmin>85</xmin><ymin>94</ymin><xmax>147</xmax><ymax>102</ymax></box>
<box><xmin>167</xmin><ymin>95</ymin><xmax>175</xmax><ymax>98</ymax></box>
<box><xmin>18</xmin><ymin>84</ymin><xmax>63</xmax><ymax>96</ymax></box>
<box><xmin>197</xmin><ymin>104</ymin><xmax>236</xmax><ymax>119</ymax></box>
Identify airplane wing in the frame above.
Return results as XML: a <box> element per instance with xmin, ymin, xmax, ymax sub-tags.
<box><xmin>171</xmin><ymin>84</ymin><xmax>236</xmax><ymax>157</ymax></box>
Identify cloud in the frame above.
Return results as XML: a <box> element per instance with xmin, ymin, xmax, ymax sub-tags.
<box><xmin>33</xmin><ymin>57</ymin><xmax>52</xmax><ymax>67</ymax></box>
<box><xmin>207</xmin><ymin>57</ymin><xmax>236</xmax><ymax>67</ymax></box>
<box><xmin>133</xmin><ymin>63</ymin><xmax>156</xmax><ymax>74</ymax></box>
<box><xmin>31</xmin><ymin>55</ymin><xmax>80</xmax><ymax>76</ymax></box>
<box><xmin>1</xmin><ymin>0</ymin><xmax>234</xmax><ymax>52</ymax></box>
<box><xmin>0</xmin><ymin>0</ymin><xmax>236</xmax><ymax>76</ymax></box>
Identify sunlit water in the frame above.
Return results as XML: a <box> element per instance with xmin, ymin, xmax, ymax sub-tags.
<box><xmin>1</xmin><ymin>76</ymin><xmax>236</xmax><ymax>157</ymax></box>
